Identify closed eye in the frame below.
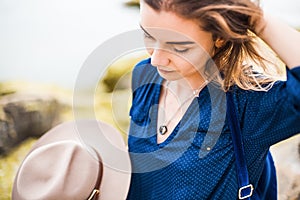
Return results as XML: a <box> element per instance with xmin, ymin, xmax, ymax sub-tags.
<box><xmin>140</xmin><ymin>25</ymin><xmax>155</xmax><ymax>40</ymax></box>
<box><xmin>143</xmin><ymin>32</ymin><xmax>155</xmax><ymax>40</ymax></box>
<box><xmin>173</xmin><ymin>48</ymin><xmax>189</xmax><ymax>53</ymax></box>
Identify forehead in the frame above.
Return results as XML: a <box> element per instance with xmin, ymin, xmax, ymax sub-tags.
<box><xmin>140</xmin><ymin>3</ymin><xmax>209</xmax><ymax>42</ymax></box>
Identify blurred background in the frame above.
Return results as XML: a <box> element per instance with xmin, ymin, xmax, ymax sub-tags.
<box><xmin>0</xmin><ymin>0</ymin><xmax>299</xmax><ymax>199</ymax></box>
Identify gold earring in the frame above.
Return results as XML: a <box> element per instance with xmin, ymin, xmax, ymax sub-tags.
<box><xmin>215</xmin><ymin>39</ymin><xmax>225</xmax><ymax>48</ymax></box>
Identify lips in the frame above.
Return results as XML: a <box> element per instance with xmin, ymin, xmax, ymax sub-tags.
<box><xmin>157</xmin><ymin>67</ymin><xmax>174</xmax><ymax>73</ymax></box>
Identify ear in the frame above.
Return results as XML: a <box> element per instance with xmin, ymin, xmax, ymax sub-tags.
<box><xmin>215</xmin><ymin>38</ymin><xmax>226</xmax><ymax>48</ymax></box>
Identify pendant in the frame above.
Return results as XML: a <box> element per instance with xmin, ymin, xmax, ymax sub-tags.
<box><xmin>159</xmin><ymin>125</ymin><xmax>168</xmax><ymax>135</ymax></box>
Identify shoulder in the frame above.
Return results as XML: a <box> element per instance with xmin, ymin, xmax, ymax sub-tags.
<box><xmin>237</xmin><ymin>65</ymin><xmax>300</xmax><ymax>103</ymax></box>
<box><xmin>233</xmin><ymin>80</ymin><xmax>285</xmax><ymax>100</ymax></box>
<box><xmin>130</xmin><ymin>58</ymin><xmax>162</xmax><ymax>122</ymax></box>
<box><xmin>131</xmin><ymin>58</ymin><xmax>162</xmax><ymax>91</ymax></box>
<box><xmin>132</xmin><ymin>57</ymin><xmax>152</xmax><ymax>76</ymax></box>
<box><xmin>228</xmin><ymin>81</ymin><xmax>286</xmax><ymax>118</ymax></box>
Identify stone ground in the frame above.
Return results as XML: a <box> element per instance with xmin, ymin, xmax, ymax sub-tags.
<box><xmin>271</xmin><ymin>135</ymin><xmax>300</xmax><ymax>200</ymax></box>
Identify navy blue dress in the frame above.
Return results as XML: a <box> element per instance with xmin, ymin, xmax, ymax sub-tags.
<box><xmin>127</xmin><ymin>58</ymin><xmax>300</xmax><ymax>199</ymax></box>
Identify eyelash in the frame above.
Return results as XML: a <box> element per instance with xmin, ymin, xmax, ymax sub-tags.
<box><xmin>143</xmin><ymin>33</ymin><xmax>154</xmax><ymax>40</ymax></box>
<box><xmin>143</xmin><ymin>32</ymin><xmax>190</xmax><ymax>54</ymax></box>
<box><xmin>173</xmin><ymin>48</ymin><xmax>189</xmax><ymax>54</ymax></box>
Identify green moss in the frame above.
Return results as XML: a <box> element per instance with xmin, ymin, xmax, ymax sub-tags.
<box><xmin>95</xmin><ymin>89</ymin><xmax>131</xmax><ymax>142</ymax></box>
<box><xmin>0</xmin><ymin>82</ymin><xmax>16</xmax><ymax>96</ymax></box>
<box><xmin>100</xmin><ymin>51</ymin><xmax>148</xmax><ymax>92</ymax></box>
<box><xmin>125</xmin><ymin>0</ymin><xmax>140</xmax><ymax>7</ymax></box>
<box><xmin>0</xmin><ymin>138</ymin><xmax>37</xmax><ymax>200</ymax></box>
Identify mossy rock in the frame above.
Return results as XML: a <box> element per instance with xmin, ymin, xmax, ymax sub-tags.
<box><xmin>0</xmin><ymin>81</ymin><xmax>75</xmax><ymax>155</ymax></box>
<box><xmin>100</xmin><ymin>51</ymin><xmax>148</xmax><ymax>92</ymax></box>
<box><xmin>125</xmin><ymin>0</ymin><xmax>140</xmax><ymax>6</ymax></box>
<box><xmin>0</xmin><ymin>93</ymin><xmax>60</xmax><ymax>154</ymax></box>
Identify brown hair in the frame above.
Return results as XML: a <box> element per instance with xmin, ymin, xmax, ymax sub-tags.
<box><xmin>143</xmin><ymin>0</ymin><xmax>283</xmax><ymax>91</ymax></box>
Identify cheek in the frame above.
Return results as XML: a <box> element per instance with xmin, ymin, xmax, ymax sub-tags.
<box><xmin>172</xmin><ymin>55</ymin><xmax>197</xmax><ymax>73</ymax></box>
<box><xmin>176</xmin><ymin>51</ymin><xmax>210</xmax><ymax>70</ymax></box>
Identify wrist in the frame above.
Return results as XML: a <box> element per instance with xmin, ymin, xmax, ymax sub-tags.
<box><xmin>253</xmin><ymin>12</ymin><xmax>267</xmax><ymax>37</ymax></box>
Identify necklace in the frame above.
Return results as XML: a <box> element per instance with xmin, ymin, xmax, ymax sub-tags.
<box><xmin>158</xmin><ymin>80</ymin><xmax>208</xmax><ymax>135</ymax></box>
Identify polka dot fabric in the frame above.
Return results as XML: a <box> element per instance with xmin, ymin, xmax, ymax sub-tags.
<box><xmin>126</xmin><ymin>58</ymin><xmax>300</xmax><ymax>200</ymax></box>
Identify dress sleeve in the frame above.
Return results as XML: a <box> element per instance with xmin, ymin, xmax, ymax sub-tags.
<box><xmin>238</xmin><ymin>66</ymin><xmax>300</xmax><ymax>148</ymax></box>
<box><xmin>286</xmin><ymin>66</ymin><xmax>300</xmax><ymax>105</ymax></box>
<box><xmin>131</xmin><ymin>58</ymin><xmax>152</xmax><ymax>93</ymax></box>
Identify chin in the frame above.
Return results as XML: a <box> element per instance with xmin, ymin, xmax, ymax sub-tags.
<box><xmin>157</xmin><ymin>69</ymin><xmax>180</xmax><ymax>81</ymax></box>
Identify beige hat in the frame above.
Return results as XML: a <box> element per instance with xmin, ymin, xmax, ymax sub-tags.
<box><xmin>12</xmin><ymin>120</ymin><xmax>131</xmax><ymax>200</ymax></box>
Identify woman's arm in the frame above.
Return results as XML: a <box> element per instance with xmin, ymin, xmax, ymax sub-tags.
<box><xmin>256</xmin><ymin>13</ymin><xmax>300</xmax><ymax>69</ymax></box>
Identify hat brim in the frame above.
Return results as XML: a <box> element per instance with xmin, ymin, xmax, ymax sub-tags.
<box><xmin>12</xmin><ymin>120</ymin><xmax>131</xmax><ymax>200</ymax></box>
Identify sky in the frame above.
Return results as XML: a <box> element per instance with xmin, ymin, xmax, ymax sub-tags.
<box><xmin>0</xmin><ymin>0</ymin><xmax>140</xmax><ymax>88</ymax></box>
<box><xmin>0</xmin><ymin>0</ymin><xmax>299</xmax><ymax>89</ymax></box>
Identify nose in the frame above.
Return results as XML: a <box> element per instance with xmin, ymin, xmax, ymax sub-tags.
<box><xmin>150</xmin><ymin>48</ymin><xmax>170</xmax><ymax>67</ymax></box>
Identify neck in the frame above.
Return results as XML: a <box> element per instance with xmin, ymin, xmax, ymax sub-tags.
<box><xmin>167</xmin><ymin>76</ymin><xmax>207</xmax><ymax>97</ymax></box>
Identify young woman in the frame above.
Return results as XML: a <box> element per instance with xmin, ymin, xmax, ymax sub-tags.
<box><xmin>127</xmin><ymin>0</ymin><xmax>300</xmax><ymax>199</ymax></box>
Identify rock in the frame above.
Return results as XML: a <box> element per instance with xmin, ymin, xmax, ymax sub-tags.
<box><xmin>270</xmin><ymin>134</ymin><xmax>300</xmax><ymax>200</ymax></box>
<box><xmin>100</xmin><ymin>52</ymin><xmax>148</xmax><ymax>92</ymax></box>
<box><xmin>125</xmin><ymin>0</ymin><xmax>140</xmax><ymax>6</ymax></box>
<box><xmin>0</xmin><ymin>80</ymin><xmax>73</xmax><ymax>155</ymax></box>
<box><xmin>0</xmin><ymin>93</ymin><xmax>61</xmax><ymax>155</ymax></box>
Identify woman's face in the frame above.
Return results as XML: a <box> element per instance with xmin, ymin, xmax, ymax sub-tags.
<box><xmin>140</xmin><ymin>2</ymin><xmax>216</xmax><ymax>85</ymax></box>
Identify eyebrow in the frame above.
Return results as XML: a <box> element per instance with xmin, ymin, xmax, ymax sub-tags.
<box><xmin>139</xmin><ymin>24</ymin><xmax>195</xmax><ymax>45</ymax></box>
<box><xmin>166</xmin><ymin>41</ymin><xmax>195</xmax><ymax>45</ymax></box>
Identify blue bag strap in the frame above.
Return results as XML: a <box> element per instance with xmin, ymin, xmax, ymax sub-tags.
<box><xmin>255</xmin><ymin>151</ymin><xmax>277</xmax><ymax>200</ymax></box>
<box><xmin>226</xmin><ymin>92</ymin><xmax>254</xmax><ymax>199</ymax></box>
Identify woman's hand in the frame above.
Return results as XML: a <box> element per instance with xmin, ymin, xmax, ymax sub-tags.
<box><xmin>254</xmin><ymin>12</ymin><xmax>300</xmax><ymax>69</ymax></box>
